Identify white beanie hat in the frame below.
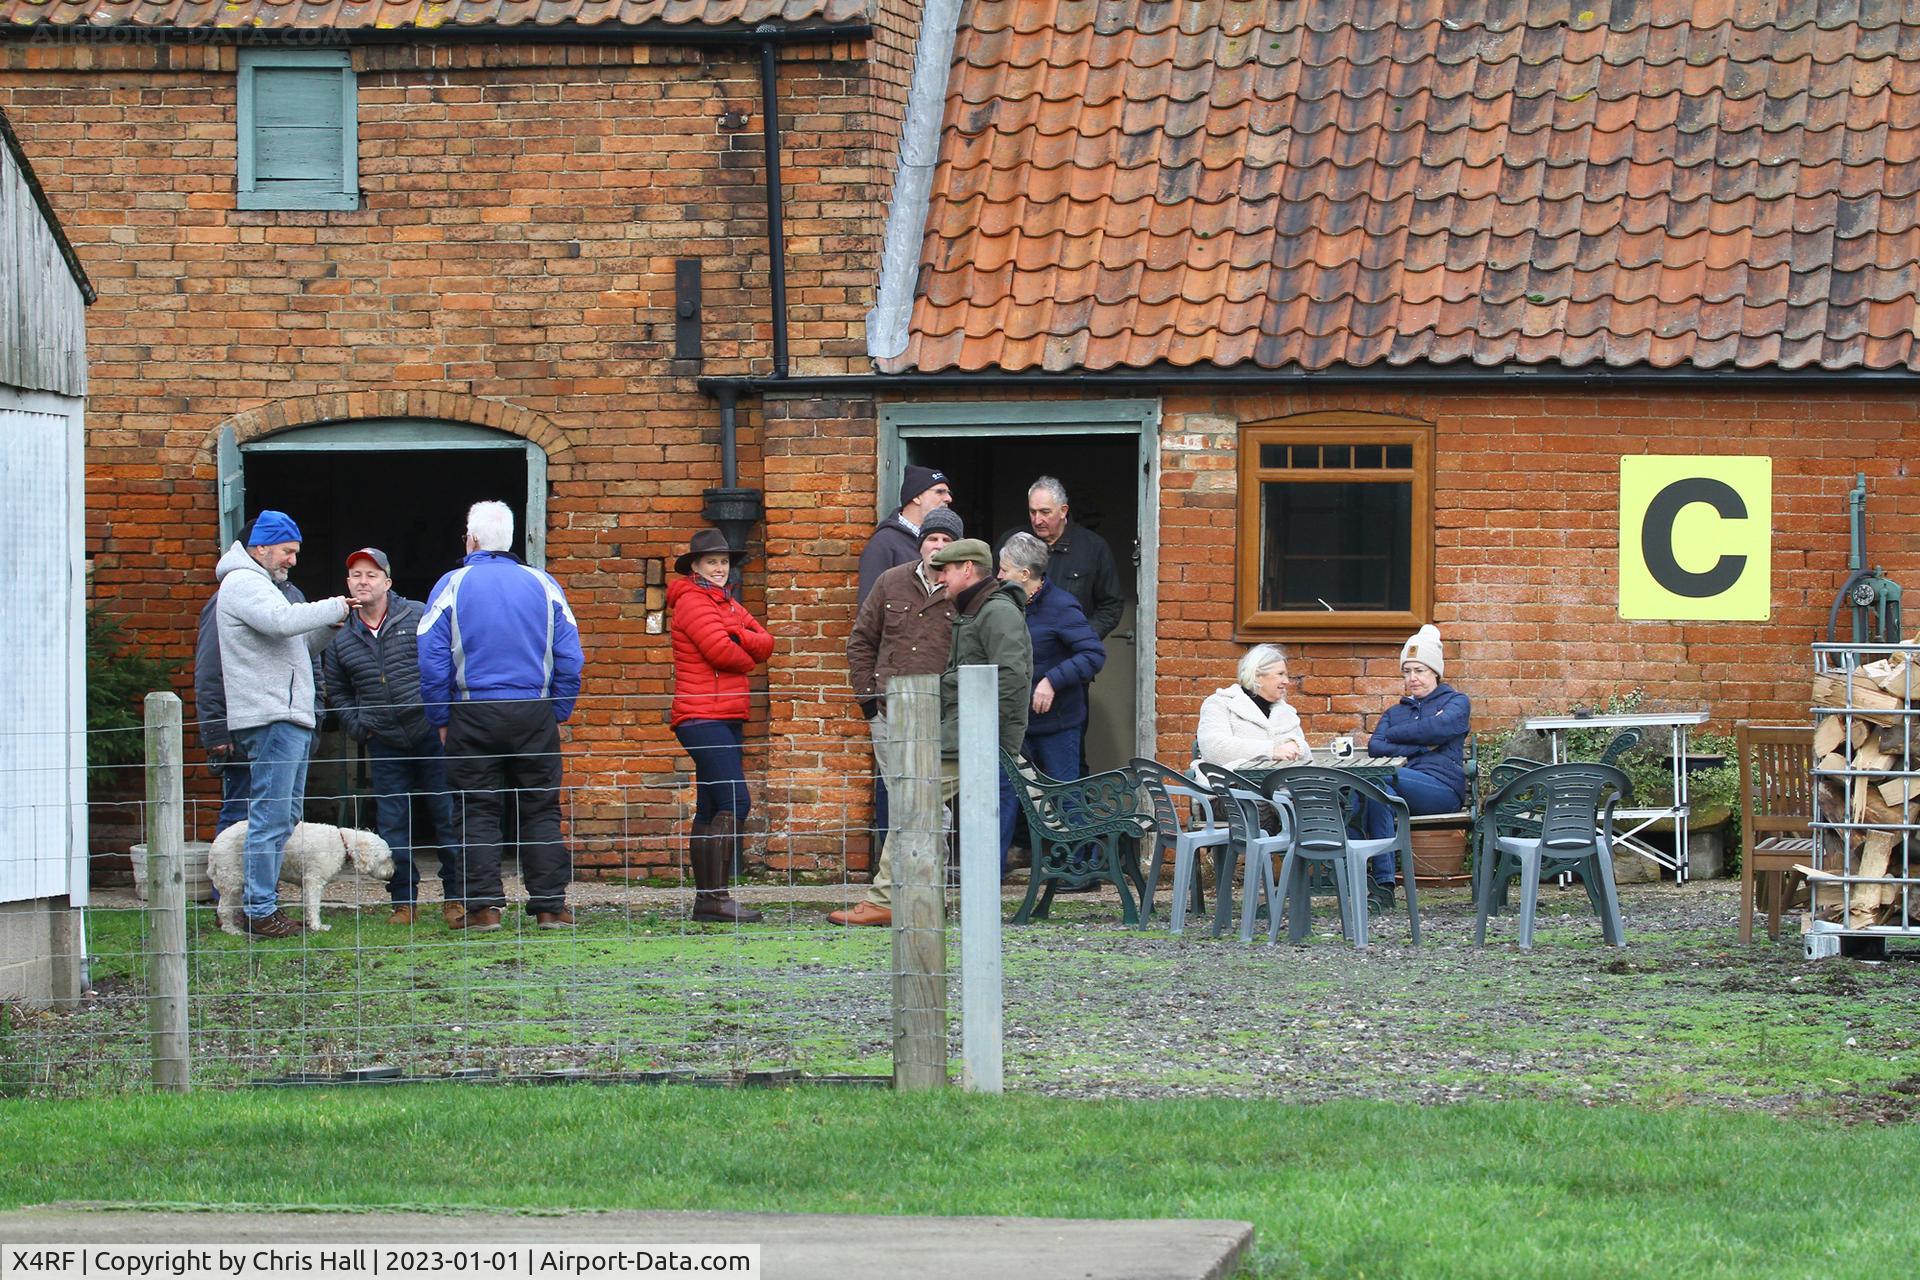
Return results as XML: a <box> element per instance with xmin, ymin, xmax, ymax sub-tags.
<box><xmin>1400</xmin><ymin>624</ymin><xmax>1443</xmax><ymax>677</ymax></box>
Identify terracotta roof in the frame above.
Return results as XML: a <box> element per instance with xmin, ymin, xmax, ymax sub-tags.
<box><xmin>896</xmin><ymin>0</ymin><xmax>1920</xmax><ymax>374</ymax></box>
<box><xmin>0</xmin><ymin>0</ymin><xmax>867</xmax><ymax>31</ymax></box>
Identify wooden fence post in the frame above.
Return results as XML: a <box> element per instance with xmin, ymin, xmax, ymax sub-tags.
<box><xmin>144</xmin><ymin>691</ymin><xmax>191</xmax><ymax>1093</ymax></box>
<box><xmin>888</xmin><ymin>674</ymin><xmax>947</xmax><ymax>1090</ymax></box>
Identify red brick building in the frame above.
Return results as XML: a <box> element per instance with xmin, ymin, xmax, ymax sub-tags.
<box><xmin>5</xmin><ymin>1</ymin><xmax>1919</xmax><ymax>879</ymax></box>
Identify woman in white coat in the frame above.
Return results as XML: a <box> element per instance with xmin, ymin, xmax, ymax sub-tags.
<box><xmin>1197</xmin><ymin>644</ymin><xmax>1311</xmax><ymax>768</ymax></box>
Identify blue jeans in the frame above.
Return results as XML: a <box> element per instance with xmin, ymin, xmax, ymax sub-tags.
<box><xmin>674</xmin><ymin>719</ymin><xmax>749</xmax><ymax>823</ymax></box>
<box><xmin>1005</xmin><ymin>728</ymin><xmax>1085</xmax><ymax>869</ymax></box>
<box><xmin>1362</xmin><ymin>766</ymin><xmax>1462</xmax><ymax>884</ymax></box>
<box><xmin>231</xmin><ymin>721</ymin><xmax>313</xmax><ymax>920</ymax></box>
<box><xmin>369</xmin><ymin>735</ymin><xmax>457</xmax><ymax>905</ymax></box>
<box><xmin>214</xmin><ymin>757</ymin><xmax>250</xmax><ymax>836</ymax></box>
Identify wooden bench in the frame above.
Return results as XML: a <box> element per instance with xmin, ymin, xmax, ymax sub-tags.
<box><xmin>1736</xmin><ymin>722</ymin><xmax>1815</xmax><ymax>943</ymax></box>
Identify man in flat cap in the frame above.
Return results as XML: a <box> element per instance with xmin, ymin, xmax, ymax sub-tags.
<box><xmin>831</xmin><ymin>537</ymin><xmax>1030</xmax><ymax>927</ymax></box>
<box><xmin>214</xmin><ymin>510</ymin><xmax>353</xmax><ymax>939</ymax></box>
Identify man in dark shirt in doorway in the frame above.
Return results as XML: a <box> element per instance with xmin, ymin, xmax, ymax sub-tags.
<box><xmin>997</xmin><ymin>475</ymin><xmax>1124</xmax><ymax>639</ymax></box>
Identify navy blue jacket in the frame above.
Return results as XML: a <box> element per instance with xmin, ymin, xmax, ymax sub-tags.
<box><xmin>1368</xmin><ymin>683</ymin><xmax>1471</xmax><ymax>803</ymax></box>
<box><xmin>1023</xmin><ymin>579</ymin><xmax>1106</xmax><ymax>736</ymax></box>
<box><xmin>322</xmin><ymin>595</ymin><xmax>433</xmax><ymax>749</ymax></box>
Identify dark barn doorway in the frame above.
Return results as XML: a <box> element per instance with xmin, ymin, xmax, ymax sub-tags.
<box><xmin>244</xmin><ymin>447</ymin><xmax>530</xmax><ymax>605</ymax></box>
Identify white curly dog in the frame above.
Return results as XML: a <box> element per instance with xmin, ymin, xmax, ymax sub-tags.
<box><xmin>210</xmin><ymin>821</ymin><xmax>396</xmax><ymax>936</ymax></box>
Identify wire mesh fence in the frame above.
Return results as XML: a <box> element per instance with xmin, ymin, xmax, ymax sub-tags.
<box><xmin>0</xmin><ymin>685</ymin><xmax>995</xmax><ymax>1097</ymax></box>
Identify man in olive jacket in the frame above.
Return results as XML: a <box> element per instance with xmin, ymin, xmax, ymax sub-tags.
<box><xmin>321</xmin><ymin>547</ymin><xmax>457</xmax><ymax>925</ymax></box>
<box><xmin>831</xmin><ymin>538</ymin><xmax>1030</xmax><ymax>928</ymax></box>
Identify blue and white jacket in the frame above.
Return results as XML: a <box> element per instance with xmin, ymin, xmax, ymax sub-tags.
<box><xmin>417</xmin><ymin>551</ymin><xmax>583</xmax><ymax>724</ymax></box>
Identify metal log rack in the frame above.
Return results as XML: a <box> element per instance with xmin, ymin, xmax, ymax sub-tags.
<box><xmin>1808</xmin><ymin>642</ymin><xmax>1920</xmax><ymax>957</ymax></box>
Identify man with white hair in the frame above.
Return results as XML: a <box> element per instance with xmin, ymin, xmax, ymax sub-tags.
<box><xmin>997</xmin><ymin>476</ymin><xmax>1123</xmax><ymax>639</ymax></box>
<box><xmin>214</xmin><ymin>509</ymin><xmax>353</xmax><ymax>939</ymax></box>
<box><xmin>418</xmin><ymin>500</ymin><xmax>584</xmax><ymax>933</ymax></box>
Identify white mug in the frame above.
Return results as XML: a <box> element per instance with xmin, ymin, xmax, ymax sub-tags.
<box><xmin>1332</xmin><ymin>736</ymin><xmax>1354</xmax><ymax>760</ymax></box>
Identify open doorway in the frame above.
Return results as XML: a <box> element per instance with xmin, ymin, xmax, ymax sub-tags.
<box><xmin>886</xmin><ymin>400</ymin><xmax>1159</xmax><ymax>774</ymax></box>
<box><xmin>244</xmin><ymin>448</ymin><xmax>530</xmax><ymax>604</ymax></box>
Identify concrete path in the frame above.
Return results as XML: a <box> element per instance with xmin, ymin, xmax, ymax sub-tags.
<box><xmin>0</xmin><ymin>1208</ymin><xmax>1254</xmax><ymax>1280</ymax></box>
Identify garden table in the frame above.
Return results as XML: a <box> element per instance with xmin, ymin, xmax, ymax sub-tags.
<box><xmin>1520</xmin><ymin>710</ymin><xmax>1709</xmax><ymax>881</ymax></box>
<box><xmin>1233</xmin><ymin>751</ymin><xmax>1406</xmax><ymax>793</ymax></box>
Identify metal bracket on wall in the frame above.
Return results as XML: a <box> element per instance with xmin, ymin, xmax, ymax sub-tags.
<box><xmin>675</xmin><ymin>258</ymin><xmax>702</xmax><ymax>362</ymax></box>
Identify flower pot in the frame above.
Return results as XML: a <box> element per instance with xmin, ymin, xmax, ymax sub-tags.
<box><xmin>1410</xmin><ymin>828</ymin><xmax>1471</xmax><ymax>886</ymax></box>
<box><xmin>128</xmin><ymin>841</ymin><xmax>216</xmax><ymax>904</ymax></box>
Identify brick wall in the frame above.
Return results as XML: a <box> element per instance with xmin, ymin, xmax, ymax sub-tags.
<box><xmin>1</xmin><ymin>36</ymin><xmax>891</xmax><ymax>875</ymax></box>
<box><xmin>1157</xmin><ymin>387</ymin><xmax>1920</xmax><ymax>759</ymax></box>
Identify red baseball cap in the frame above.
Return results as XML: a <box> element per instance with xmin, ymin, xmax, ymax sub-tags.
<box><xmin>345</xmin><ymin>547</ymin><xmax>391</xmax><ymax>573</ymax></box>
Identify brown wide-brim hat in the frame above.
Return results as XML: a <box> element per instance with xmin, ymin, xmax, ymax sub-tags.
<box><xmin>674</xmin><ymin>527</ymin><xmax>750</xmax><ymax>577</ymax></box>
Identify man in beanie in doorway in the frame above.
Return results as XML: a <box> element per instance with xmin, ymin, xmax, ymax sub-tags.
<box><xmin>1360</xmin><ymin>624</ymin><xmax>1472</xmax><ymax>910</ymax></box>
<box><xmin>832</xmin><ymin>537</ymin><xmax>1030</xmax><ymax>927</ymax></box>
<box><xmin>856</xmin><ymin>463</ymin><xmax>953</xmax><ymax>604</ymax></box>
<box><xmin>844</xmin><ymin>505</ymin><xmax>964</xmax><ymax>901</ymax></box>
<box><xmin>214</xmin><ymin>510</ymin><xmax>354</xmax><ymax>939</ymax></box>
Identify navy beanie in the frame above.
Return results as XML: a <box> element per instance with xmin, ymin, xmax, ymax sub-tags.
<box><xmin>247</xmin><ymin>510</ymin><xmax>302</xmax><ymax>546</ymax></box>
<box><xmin>899</xmin><ymin>464</ymin><xmax>948</xmax><ymax>508</ymax></box>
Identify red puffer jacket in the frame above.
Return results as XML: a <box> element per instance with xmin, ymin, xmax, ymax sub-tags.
<box><xmin>667</xmin><ymin>576</ymin><xmax>775</xmax><ymax>727</ymax></box>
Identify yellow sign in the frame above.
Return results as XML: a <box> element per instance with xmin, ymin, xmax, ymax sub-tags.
<box><xmin>1619</xmin><ymin>456</ymin><xmax>1772</xmax><ymax>620</ymax></box>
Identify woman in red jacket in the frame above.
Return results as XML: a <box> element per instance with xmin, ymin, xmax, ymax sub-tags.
<box><xmin>668</xmin><ymin>528</ymin><xmax>776</xmax><ymax>923</ymax></box>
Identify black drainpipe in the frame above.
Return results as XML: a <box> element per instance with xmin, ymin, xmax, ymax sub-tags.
<box><xmin>701</xmin><ymin>35</ymin><xmax>797</xmax><ymax>562</ymax></box>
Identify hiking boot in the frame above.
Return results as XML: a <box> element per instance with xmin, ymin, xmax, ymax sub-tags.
<box><xmin>442</xmin><ymin>902</ymin><xmax>467</xmax><ymax>930</ymax></box>
<box><xmin>454</xmin><ymin>907</ymin><xmax>502</xmax><ymax>933</ymax></box>
<box><xmin>1368</xmin><ymin>880</ymin><xmax>1395</xmax><ymax>912</ymax></box>
<box><xmin>386</xmin><ymin>905</ymin><xmax>417</xmax><ymax>926</ymax></box>
<box><xmin>244</xmin><ymin>910</ymin><xmax>303</xmax><ymax>940</ymax></box>
<box><xmin>535</xmin><ymin>908</ymin><xmax>576</xmax><ymax>930</ymax></box>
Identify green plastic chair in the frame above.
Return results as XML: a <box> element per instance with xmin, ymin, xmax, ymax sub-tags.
<box><xmin>1473</xmin><ymin>763</ymin><xmax>1632</xmax><ymax>949</ymax></box>
<box><xmin>1262</xmin><ymin>766</ymin><xmax>1421</xmax><ymax>949</ymax></box>
<box><xmin>1128</xmin><ymin>758</ymin><xmax>1228</xmax><ymax>935</ymax></box>
<box><xmin>1193</xmin><ymin>763</ymin><xmax>1289</xmax><ymax>942</ymax></box>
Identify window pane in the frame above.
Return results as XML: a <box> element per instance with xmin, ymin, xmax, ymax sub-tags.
<box><xmin>1259</xmin><ymin>444</ymin><xmax>1289</xmax><ymax>467</ymax></box>
<box><xmin>1290</xmin><ymin>446</ymin><xmax>1318</xmax><ymax>469</ymax></box>
<box><xmin>1258</xmin><ymin>480</ymin><xmax>1412</xmax><ymax>612</ymax></box>
<box><xmin>1385</xmin><ymin>444</ymin><xmax>1413</xmax><ymax>468</ymax></box>
<box><xmin>1352</xmin><ymin>445</ymin><xmax>1383</xmax><ymax>469</ymax></box>
<box><xmin>1322</xmin><ymin>445</ymin><xmax>1350</xmax><ymax>468</ymax></box>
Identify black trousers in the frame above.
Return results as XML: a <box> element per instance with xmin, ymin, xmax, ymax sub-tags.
<box><xmin>444</xmin><ymin>699</ymin><xmax>569</xmax><ymax>913</ymax></box>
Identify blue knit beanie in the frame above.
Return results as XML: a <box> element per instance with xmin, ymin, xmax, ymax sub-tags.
<box><xmin>246</xmin><ymin>510</ymin><xmax>302</xmax><ymax>546</ymax></box>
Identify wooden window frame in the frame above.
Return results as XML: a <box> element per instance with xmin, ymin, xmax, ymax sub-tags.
<box><xmin>1234</xmin><ymin>413</ymin><xmax>1434</xmax><ymax>643</ymax></box>
<box><xmin>237</xmin><ymin>49</ymin><xmax>360</xmax><ymax>212</ymax></box>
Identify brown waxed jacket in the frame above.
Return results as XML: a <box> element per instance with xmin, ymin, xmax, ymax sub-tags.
<box><xmin>846</xmin><ymin>558</ymin><xmax>956</xmax><ymax>702</ymax></box>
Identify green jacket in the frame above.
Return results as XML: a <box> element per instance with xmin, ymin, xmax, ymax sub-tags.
<box><xmin>940</xmin><ymin>578</ymin><xmax>1032</xmax><ymax>758</ymax></box>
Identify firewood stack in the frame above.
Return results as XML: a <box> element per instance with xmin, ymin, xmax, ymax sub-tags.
<box><xmin>1811</xmin><ymin>658</ymin><xmax>1917</xmax><ymax>928</ymax></box>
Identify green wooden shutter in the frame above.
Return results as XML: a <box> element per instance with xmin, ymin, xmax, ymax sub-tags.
<box><xmin>238</xmin><ymin>50</ymin><xmax>359</xmax><ymax>211</ymax></box>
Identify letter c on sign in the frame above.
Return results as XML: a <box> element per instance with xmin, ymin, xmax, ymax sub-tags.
<box><xmin>1640</xmin><ymin>478</ymin><xmax>1747</xmax><ymax>598</ymax></box>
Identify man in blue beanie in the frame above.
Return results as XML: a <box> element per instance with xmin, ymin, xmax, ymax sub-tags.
<box><xmin>214</xmin><ymin>510</ymin><xmax>352</xmax><ymax>939</ymax></box>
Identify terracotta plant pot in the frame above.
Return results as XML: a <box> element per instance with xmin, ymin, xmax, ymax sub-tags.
<box><xmin>1410</xmin><ymin>828</ymin><xmax>1471</xmax><ymax>886</ymax></box>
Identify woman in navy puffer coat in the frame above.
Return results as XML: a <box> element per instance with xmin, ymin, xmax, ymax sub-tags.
<box><xmin>997</xmin><ymin>533</ymin><xmax>1106</xmax><ymax>866</ymax></box>
<box><xmin>1361</xmin><ymin>624</ymin><xmax>1471</xmax><ymax>908</ymax></box>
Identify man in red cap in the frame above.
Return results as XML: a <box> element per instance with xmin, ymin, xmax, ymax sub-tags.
<box><xmin>321</xmin><ymin>547</ymin><xmax>459</xmax><ymax>926</ymax></box>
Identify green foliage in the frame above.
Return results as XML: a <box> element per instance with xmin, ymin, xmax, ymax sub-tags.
<box><xmin>84</xmin><ymin>605</ymin><xmax>179</xmax><ymax>787</ymax></box>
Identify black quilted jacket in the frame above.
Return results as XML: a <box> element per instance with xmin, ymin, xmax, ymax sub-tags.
<box><xmin>321</xmin><ymin>595</ymin><xmax>434</xmax><ymax>749</ymax></box>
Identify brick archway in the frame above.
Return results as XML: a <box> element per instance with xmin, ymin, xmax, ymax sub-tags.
<box><xmin>209</xmin><ymin>390</ymin><xmax>574</xmax><ymax>469</ymax></box>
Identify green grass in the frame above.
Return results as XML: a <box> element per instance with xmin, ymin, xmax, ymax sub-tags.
<box><xmin>2</xmin><ymin>1087</ymin><xmax>1918</xmax><ymax>1278</ymax></box>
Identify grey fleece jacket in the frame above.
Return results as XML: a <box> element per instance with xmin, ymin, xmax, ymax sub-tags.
<box><xmin>214</xmin><ymin>541</ymin><xmax>347</xmax><ymax>733</ymax></box>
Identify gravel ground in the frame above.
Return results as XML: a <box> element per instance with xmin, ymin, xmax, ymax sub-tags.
<box><xmin>25</xmin><ymin>876</ymin><xmax>1920</xmax><ymax>1121</ymax></box>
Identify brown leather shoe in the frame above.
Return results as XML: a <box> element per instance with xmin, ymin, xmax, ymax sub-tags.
<box><xmin>454</xmin><ymin>907</ymin><xmax>502</xmax><ymax>933</ymax></box>
<box><xmin>535</xmin><ymin>908</ymin><xmax>575</xmax><ymax>930</ymax></box>
<box><xmin>244</xmin><ymin>909</ymin><xmax>304</xmax><ymax>939</ymax></box>
<box><xmin>826</xmin><ymin>901</ymin><xmax>891</xmax><ymax>927</ymax></box>
<box><xmin>387</xmin><ymin>905</ymin><xmax>417</xmax><ymax>926</ymax></box>
<box><xmin>442</xmin><ymin>902</ymin><xmax>467</xmax><ymax>929</ymax></box>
